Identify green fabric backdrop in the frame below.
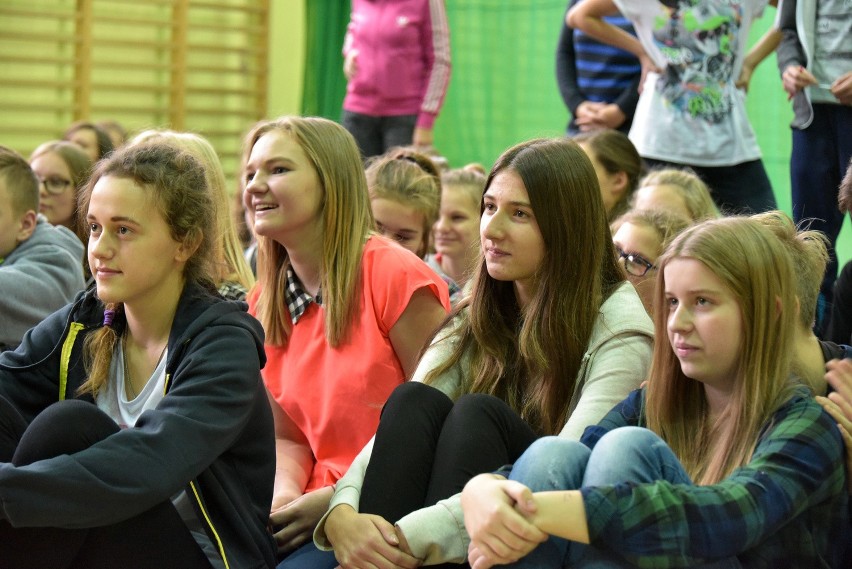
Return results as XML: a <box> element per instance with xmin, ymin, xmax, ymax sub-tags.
<box><xmin>301</xmin><ymin>1</ymin><xmax>850</xmax><ymax>266</ymax></box>
<box><xmin>301</xmin><ymin>0</ymin><xmax>350</xmax><ymax>120</ymax></box>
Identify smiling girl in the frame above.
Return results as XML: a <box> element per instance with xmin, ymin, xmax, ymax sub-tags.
<box><xmin>428</xmin><ymin>167</ymin><xmax>486</xmax><ymax>304</ymax></box>
<box><xmin>315</xmin><ymin>137</ymin><xmax>654</xmax><ymax>567</ymax></box>
<box><xmin>462</xmin><ymin>216</ymin><xmax>849</xmax><ymax>568</ymax></box>
<box><xmin>241</xmin><ymin>116</ymin><xmax>450</xmax><ymax>568</ymax></box>
<box><xmin>0</xmin><ymin>143</ymin><xmax>277</xmax><ymax>568</ymax></box>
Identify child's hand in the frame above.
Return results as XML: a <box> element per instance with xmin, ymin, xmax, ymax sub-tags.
<box><xmin>781</xmin><ymin>65</ymin><xmax>817</xmax><ymax>99</ymax></box>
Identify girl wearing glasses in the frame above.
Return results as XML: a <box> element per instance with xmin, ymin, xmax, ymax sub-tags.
<box><xmin>462</xmin><ymin>216</ymin><xmax>848</xmax><ymax>568</ymax></box>
<box><xmin>315</xmin><ymin>137</ymin><xmax>654</xmax><ymax>567</ymax></box>
<box><xmin>29</xmin><ymin>141</ymin><xmax>93</xmax><ymax>244</ymax></box>
<box><xmin>611</xmin><ymin>208</ymin><xmax>691</xmax><ymax>315</ymax></box>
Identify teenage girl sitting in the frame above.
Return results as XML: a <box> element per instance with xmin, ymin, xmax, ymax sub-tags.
<box><xmin>0</xmin><ymin>142</ymin><xmax>277</xmax><ymax>568</ymax></box>
<box><xmin>462</xmin><ymin>216</ymin><xmax>849</xmax><ymax>568</ymax></box>
<box><xmin>241</xmin><ymin>116</ymin><xmax>450</xmax><ymax>568</ymax></box>
<box><xmin>315</xmin><ymin>137</ymin><xmax>654</xmax><ymax>567</ymax></box>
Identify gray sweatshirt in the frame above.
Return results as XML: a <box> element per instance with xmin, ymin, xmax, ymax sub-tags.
<box><xmin>0</xmin><ymin>217</ymin><xmax>85</xmax><ymax>350</ymax></box>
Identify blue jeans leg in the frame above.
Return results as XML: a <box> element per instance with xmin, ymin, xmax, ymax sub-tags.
<box><xmin>276</xmin><ymin>541</ymin><xmax>337</xmax><ymax>569</ymax></box>
<box><xmin>502</xmin><ymin>437</ymin><xmax>591</xmax><ymax>569</ymax></box>
<box><xmin>576</xmin><ymin>428</ymin><xmax>739</xmax><ymax>568</ymax></box>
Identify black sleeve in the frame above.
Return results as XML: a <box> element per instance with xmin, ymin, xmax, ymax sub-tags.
<box><xmin>556</xmin><ymin>3</ymin><xmax>585</xmax><ymax>116</ymax></box>
<box><xmin>825</xmin><ymin>260</ymin><xmax>852</xmax><ymax>345</ymax></box>
<box><xmin>0</xmin><ymin>301</ymin><xmax>80</xmax><ymax>423</ymax></box>
<box><xmin>776</xmin><ymin>0</ymin><xmax>805</xmax><ymax>74</ymax></box>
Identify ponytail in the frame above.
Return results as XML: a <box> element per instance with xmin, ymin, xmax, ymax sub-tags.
<box><xmin>78</xmin><ymin>303</ymin><xmax>123</xmax><ymax>396</ymax></box>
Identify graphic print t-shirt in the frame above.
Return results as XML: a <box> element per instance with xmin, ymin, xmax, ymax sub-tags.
<box><xmin>615</xmin><ymin>0</ymin><xmax>768</xmax><ymax>166</ymax></box>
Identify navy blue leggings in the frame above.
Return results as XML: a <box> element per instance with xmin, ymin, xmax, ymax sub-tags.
<box><xmin>0</xmin><ymin>397</ymin><xmax>212</xmax><ymax>569</ymax></box>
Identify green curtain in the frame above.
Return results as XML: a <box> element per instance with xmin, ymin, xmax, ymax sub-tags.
<box><xmin>301</xmin><ymin>0</ymin><xmax>350</xmax><ymax>119</ymax></box>
<box><xmin>301</xmin><ymin>1</ymin><xmax>850</xmax><ymax>264</ymax></box>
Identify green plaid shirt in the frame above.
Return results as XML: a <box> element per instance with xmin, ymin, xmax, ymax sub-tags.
<box><xmin>580</xmin><ymin>387</ymin><xmax>850</xmax><ymax>568</ymax></box>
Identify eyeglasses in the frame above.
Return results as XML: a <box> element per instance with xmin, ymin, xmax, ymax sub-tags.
<box><xmin>38</xmin><ymin>177</ymin><xmax>72</xmax><ymax>195</ymax></box>
<box><xmin>615</xmin><ymin>245</ymin><xmax>657</xmax><ymax>277</ymax></box>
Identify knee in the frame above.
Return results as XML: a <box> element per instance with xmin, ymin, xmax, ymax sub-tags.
<box><xmin>380</xmin><ymin>382</ymin><xmax>453</xmax><ymax>422</ymax></box>
<box><xmin>385</xmin><ymin>381</ymin><xmax>447</xmax><ymax>410</ymax></box>
<box><xmin>593</xmin><ymin>426</ymin><xmax>662</xmax><ymax>459</ymax></box>
<box><xmin>15</xmin><ymin>400</ymin><xmax>119</xmax><ymax>466</ymax></box>
<box><xmin>447</xmin><ymin>393</ymin><xmax>507</xmax><ymax>426</ymax></box>
<box><xmin>509</xmin><ymin>437</ymin><xmax>590</xmax><ymax>492</ymax></box>
<box><xmin>584</xmin><ymin>427</ymin><xmax>676</xmax><ymax>485</ymax></box>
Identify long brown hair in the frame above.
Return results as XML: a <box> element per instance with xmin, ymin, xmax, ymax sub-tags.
<box><xmin>244</xmin><ymin>116</ymin><xmax>373</xmax><ymax>347</ymax></box>
<box><xmin>572</xmin><ymin>129</ymin><xmax>644</xmax><ymax>222</ymax></box>
<box><xmin>425</xmin><ymin>138</ymin><xmax>624</xmax><ymax>435</ymax></box>
<box><xmin>646</xmin><ymin>217</ymin><xmax>798</xmax><ymax>484</ymax></box>
<box><xmin>76</xmin><ymin>143</ymin><xmax>215</xmax><ymax>396</ymax></box>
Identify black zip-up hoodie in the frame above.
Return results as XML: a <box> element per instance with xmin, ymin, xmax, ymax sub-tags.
<box><xmin>0</xmin><ymin>283</ymin><xmax>276</xmax><ymax>569</ymax></box>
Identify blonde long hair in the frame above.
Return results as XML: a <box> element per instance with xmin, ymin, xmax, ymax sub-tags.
<box><xmin>424</xmin><ymin>138</ymin><xmax>625</xmax><ymax>435</ymax></box>
<box><xmin>244</xmin><ymin>116</ymin><xmax>373</xmax><ymax>347</ymax></box>
<box><xmin>131</xmin><ymin>129</ymin><xmax>254</xmax><ymax>292</ymax></box>
<box><xmin>646</xmin><ymin>217</ymin><xmax>798</xmax><ymax>484</ymax></box>
<box><xmin>77</xmin><ymin>143</ymin><xmax>216</xmax><ymax>396</ymax></box>
<box><xmin>637</xmin><ymin>168</ymin><xmax>721</xmax><ymax>222</ymax></box>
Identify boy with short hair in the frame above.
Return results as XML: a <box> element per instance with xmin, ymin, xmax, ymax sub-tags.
<box><xmin>0</xmin><ymin>145</ymin><xmax>85</xmax><ymax>351</ymax></box>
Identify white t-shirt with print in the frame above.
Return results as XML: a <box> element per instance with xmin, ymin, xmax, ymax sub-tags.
<box><xmin>614</xmin><ymin>0</ymin><xmax>768</xmax><ymax>166</ymax></box>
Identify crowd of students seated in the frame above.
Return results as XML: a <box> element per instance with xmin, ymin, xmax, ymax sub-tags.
<box><xmin>0</xmin><ymin>0</ymin><xmax>850</xmax><ymax>566</ymax></box>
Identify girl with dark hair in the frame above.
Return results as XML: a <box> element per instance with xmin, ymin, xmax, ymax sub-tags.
<box><xmin>316</xmin><ymin>137</ymin><xmax>654</xmax><ymax>567</ymax></box>
<box><xmin>0</xmin><ymin>142</ymin><xmax>277</xmax><ymax>569</ymax></box>
<box><xmin>63</xmin><ymin>121</ymin><xmax>115</xmax><ymax>162</ymax></box>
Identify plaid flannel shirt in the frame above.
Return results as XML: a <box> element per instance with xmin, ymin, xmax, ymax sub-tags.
<box><xmin>579</xmin><ymin>386</ymin><xmax>850</xmax><ymax>568</ymax></box>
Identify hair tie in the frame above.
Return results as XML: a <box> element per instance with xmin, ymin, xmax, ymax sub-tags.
<box><xmin>103</xmin><ymin>309</ymin><xmax>116</xmax><ymax>327</ymax></box>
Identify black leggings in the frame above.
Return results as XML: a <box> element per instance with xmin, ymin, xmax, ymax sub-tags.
<box><xmin>359</xmin><ymin>383</ymin><xmax>538</xmax><ymax>566</ymax></box>
<box><xmin>0</xmin><ymin>397</ymin><xmax>212</xmax><ymax>569</ymax></box>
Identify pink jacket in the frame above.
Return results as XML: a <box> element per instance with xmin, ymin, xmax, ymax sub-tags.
<box><xmin>343</xmin><ymin>0</ymin><xmax>451</xmax><ymax>129</ymax></box>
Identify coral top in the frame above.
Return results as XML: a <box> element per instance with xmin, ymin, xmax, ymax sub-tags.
<box><xmin>249</xmin><ymin>236</ymin><xmax>449</xmax><ymax>491</ymax></box>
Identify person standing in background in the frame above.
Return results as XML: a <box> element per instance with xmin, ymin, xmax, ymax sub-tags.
<box><xmin>777</xmin><ymin>0</ymin><xmax>852</xmax><ymax>332</ymax></box>
<box><xmin>342</xmin><ymin>0</ymin><xmax>451</xmax><ymax>159</ymax></box>
<box><xmin>557</xmin><ymin>0</ymin><xmax>642</xmax><ymax>135</ymax></box>
<box><xmin>568</xmin><ymin>0</ymin><xmax>779</xmax><ymax>216</ymax></box>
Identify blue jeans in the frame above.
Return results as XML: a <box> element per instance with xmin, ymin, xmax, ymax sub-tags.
<box><xmin>502</xmin><ymin>428</ymin><xmax>739</xmax><ymax>568</ymax></box>
<box><xmin>276</xmin><ymin>541</ymin><xmax>337</xmax><ymax>569</ymax></box>
<box><xmin>791</xmin><ymin>103</ymin><xmax>852</xmax><ymax>317</ymax></box>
